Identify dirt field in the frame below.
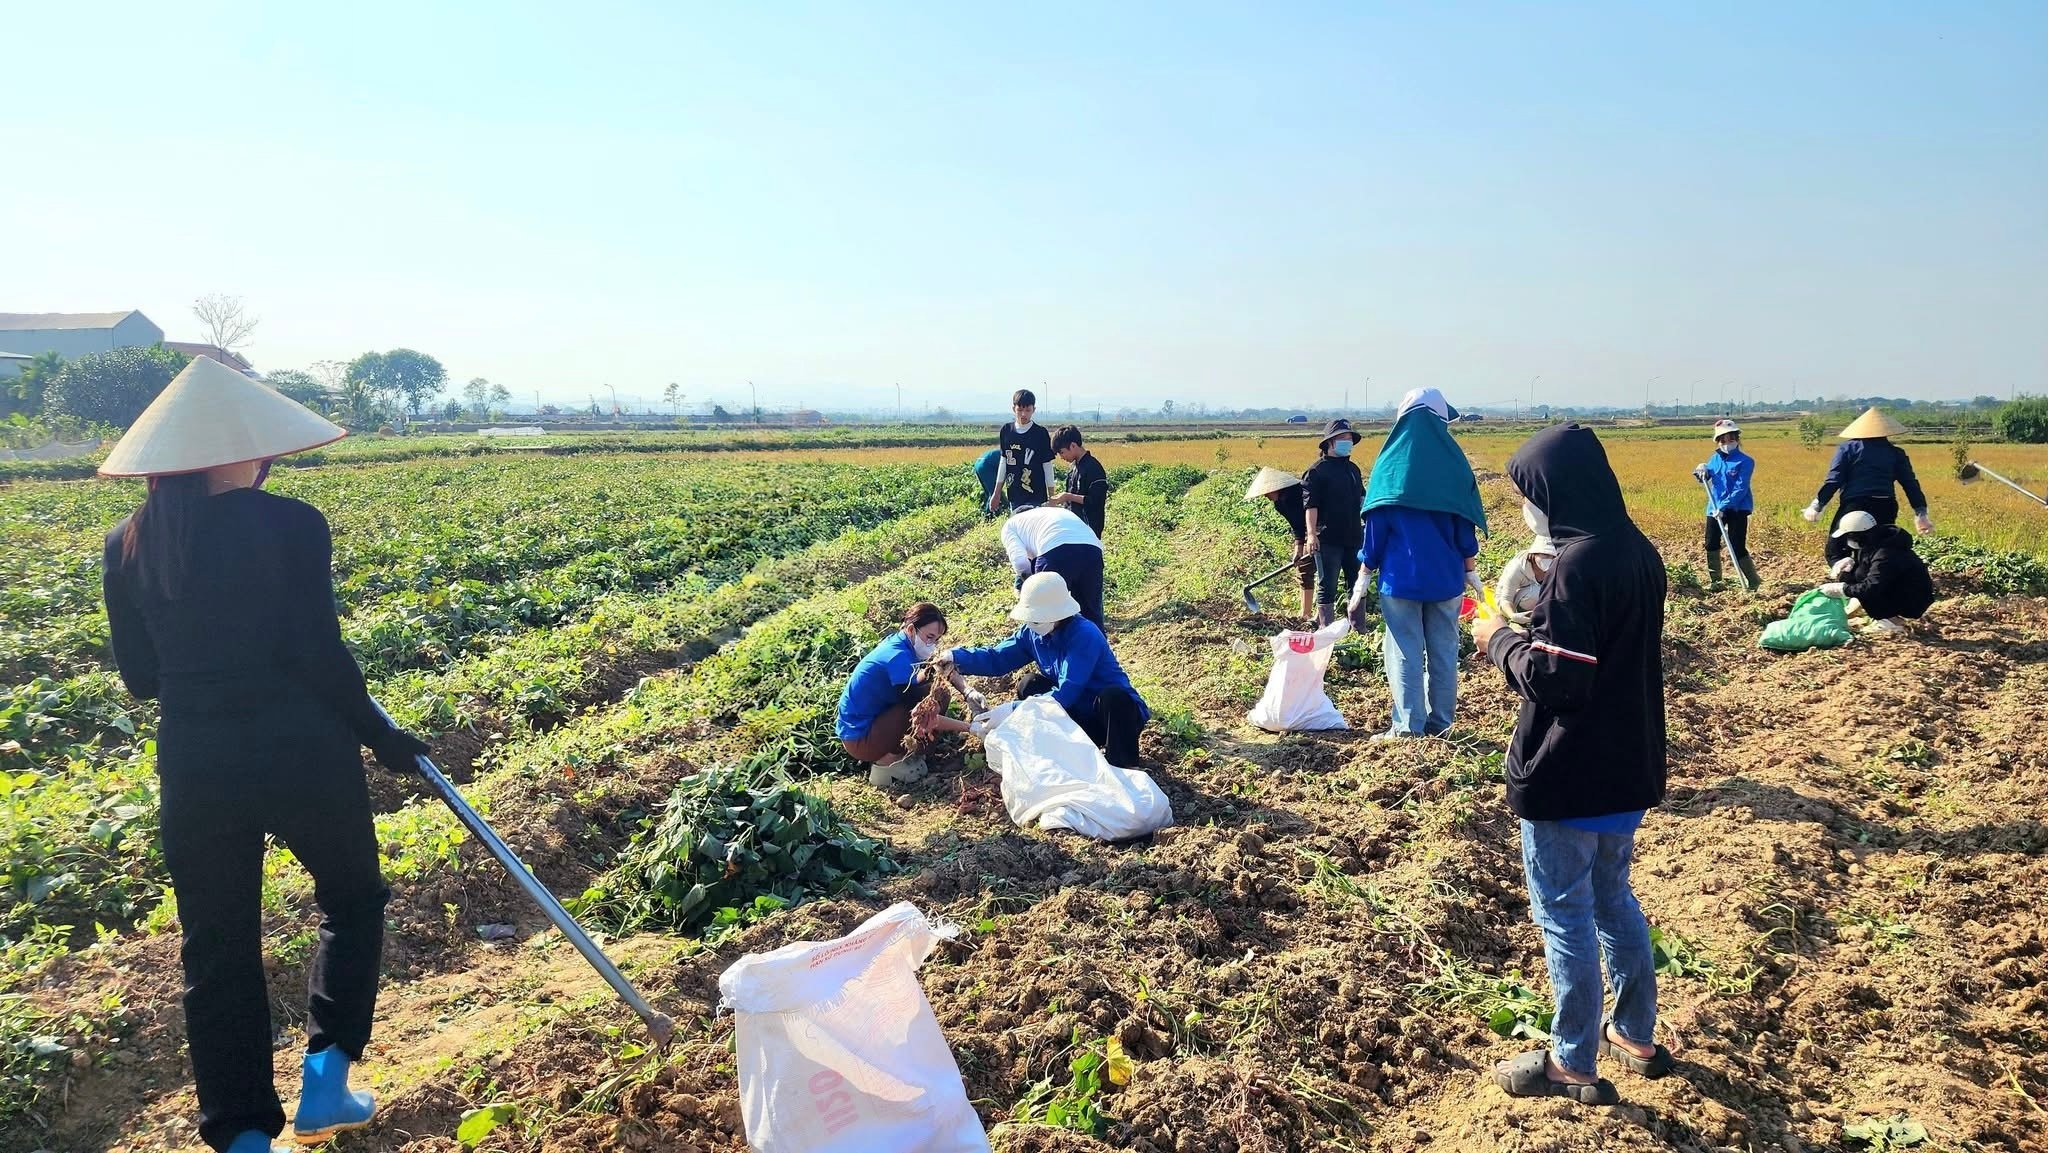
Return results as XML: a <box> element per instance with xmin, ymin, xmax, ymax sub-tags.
<box><xmin>7</xmin><ymin>456</ymin><xmax>2046</xmax><ymax>1153</ymax></box>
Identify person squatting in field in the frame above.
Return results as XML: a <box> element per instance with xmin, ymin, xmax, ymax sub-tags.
<box><xmin>1350</xmin><ymin>388</ymin><xmax>1486</xmax><ymax>741</ymax></box>
<box><xmin>946</xmin><ymin>572</ymin><xmax>1151</xmax><ymax>768</ymax></box>
<box><xmin>1816</xmin><ymin>510</ymin><xmax>1936</xmax><ymax>639</ymax></box>
<box><xmin>1693</xmin><ymin>419</ymin><xmax>1762</xmax><ymax>592</ymax></box>
<box><xmin>1244</xmin><ymin>466</ymin><xmax>1319</xmax><ymax>622</ymax></box>
<box><xmin>1802</xmin><ymin>407</ymin><xmax>1932</xmax><ymax>570</ymax></box>
<box><xmin>1494</xmin><ymin>535</ymin><xmax>1557</xmax><ymax>626</ymax></box>
<box><xmin>837</xmin><ymin>602</ymin><xmax>983</xmax><ymax>786</ymax></box>
<box><xmin>1301</xmin><ymin>417</ymin><xmax>1366</xmax><ymax>627</ymax></box>
<box><xmin>989</xmin><ymin>388</ymin><xmax>1055</xmax><ymax>514</ymax></box>
<box><xmin>1042</xmin><ymin>424</ymin><xmax>1110</xmax><ymax>537</ymax></box>
<box><xmin>1000</xmin><ymin>503</ymin><xmax>1107</xmax><ymax>628</ymax></box>
<box><xmin>97</xmin><ymin>358</ymin><xmax>432</xmax><ymax>1153</ymax></box>
<box><xmin>1472</xmin><ymin>423</ymin><xmax>1672</xmax><ymax>1105</ymax></box>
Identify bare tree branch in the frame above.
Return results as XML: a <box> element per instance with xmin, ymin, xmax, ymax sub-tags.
<box><xmin>191</xmin><ymin>294</ymin><xmax>260</xmax><ymax>354</ymax></box>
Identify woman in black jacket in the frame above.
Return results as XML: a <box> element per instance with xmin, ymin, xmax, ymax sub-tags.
<box><xmin>1473</xmin><ymin>424</ymin><xmax>1669</xmax><ymax>1105</ymax></box>
<box><xmin>98</xmin><ymin>358</ymin><xmax>428</xmax><ymax>1153</ymax></box>
<box><xmin>1819</xmin><ymin>511</ymin><xmax>1935</xmax><ymax>638</ymax></box>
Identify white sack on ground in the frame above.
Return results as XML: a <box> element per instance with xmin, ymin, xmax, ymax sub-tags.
<box><xmin>983</xmin><ymin>696</ymin><xmax>1174</xmax><ymax>840</ymax></box>
<box><xmin>1246</xmin><ymin>619</ymin><xmax>1350</xmax><ymax>732</ymax></box>
<box><xmin>718</xmin><ymin>902</ymin><xmax>989</xmax><ymax>1153</ymax></box>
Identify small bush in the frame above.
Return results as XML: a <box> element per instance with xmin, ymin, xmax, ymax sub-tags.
<box><xmin>1915</xmin><ymin>536</ymin><xmax>2048</xmax><ymax>597</ymax></box>
<box><xmin>1797</xmin><ymin>415</ymin><xmax>1830</xmax><ymax>448</ymax></box>
<box><xmin>1994</xmin><ymin>397</ymin><xmax>2048</xmax><ymax>444</ymax></box>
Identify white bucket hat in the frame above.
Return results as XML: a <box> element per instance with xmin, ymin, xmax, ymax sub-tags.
<box><xmin>99</xmin><ymin>356</ymin><xmax>345</xmax><ymax>477</ymax></box>
<box><xmin>1009</xmin><ymin>571</ymin><xmax>1083</xmax><ymax>625</ymax></box>
<box><xmin>1838</xmin><ymin>407</ymin><xmax>1906</xmax><ymax>440</ymax></box>
<box><xmin>1243</xmin><ymin>467</ymin><xmax>1301</xmax><ymax>501</ymax></box>
<box><xmin>1711</xmin><ymin>419</ymin><xmax>1740</xmax><ymax>439</ymax></box>
<box><xmin>1831</xmin><ymin>511</ymin><xmax>1879</xmax><ymax>537</ymax></box>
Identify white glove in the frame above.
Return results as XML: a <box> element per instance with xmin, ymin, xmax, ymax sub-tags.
<box><xmin>1801</xmin><ymin>501</ymin><xmax>1821</xmax><ymax>523</ymax></box>
<box><xmin>967</xmin><ymin>717</ymin><xmax>990</xmax><ymax>739</ymax></box>
<box><xmin>962</xmin><ymin>687</ymin><xmax>988</xmax><ymax>714</ymax></box>
<box><xmin>1692</xmin><ymin>466</ymin><xmax>1707</xmax><ymax>482</ymax></box>
<box><xmin>1830</xmin><ymin>556</ymin><xmax>1856</xmax><ymax>578</ymax></box>
<box><xmin>1465</xmin><ymin>570</ymin><xmax>1485</xmax><ymax>595</ymax></box>
<box><xmin>1819</xmin><ymin>582</ymin><xmax>1847</xmax><ymax>598</ymax></box>
<box><xmin>1914</xmin><ymin>512</ymin><xmax>1933</xmax><ymax>534</ymax></box>
<box><xmin>1347</xmin><ymin>570</ymin><xmax>1371</xmax><ymax>615</ymax></box>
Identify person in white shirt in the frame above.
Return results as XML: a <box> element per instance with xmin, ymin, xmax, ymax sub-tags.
<box><xmin>999</xmin><ymin>505</ymin><xmax>1105</xmax><ymax>627</ymax></box>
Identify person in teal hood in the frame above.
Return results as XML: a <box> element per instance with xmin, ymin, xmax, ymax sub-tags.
<box><xmin>1352</xmin><ymin>388</ymin><xmax>1486</xmax><ymax>739</ymax></box>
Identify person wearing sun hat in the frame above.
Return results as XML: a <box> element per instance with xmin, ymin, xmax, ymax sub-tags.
<box><xmin>1693</xmin><ymin>419</ymin><xmax>1761</xmax><ymax>592</ymax></box>
<box><xmin>945</xmin><ymin>572</ymin><xmax>1150</xmax><ymax>767</ymax></box>
<box><xmin>98</xmin><ymin>357</ymin><xmax>429</xmax><ymax>1153</ymax></box>
<box><xmin>1801</xmin><ymin>407</ymin><xmax>1931</xmax><ymax>570</ymax></box>
<box><xmin>1817</xmin><ymin>510</ymin><xmax>1934</xmax><ymax>638</ymax></box>
<box><xmin>1244</xmin><ymin>466</ymin><xmax>1317</xmax><ymax>621</ymax></box>
<box><xmin>1300</xmin><ymin>418</ymin><xmax>1367</xmax><ymax>627</ymax></box>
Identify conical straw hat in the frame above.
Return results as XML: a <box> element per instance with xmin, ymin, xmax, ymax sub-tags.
<box><xmin>1243</xmin><ymin>467</ymin><xmax>1301</xmax><ymax>500</ymax></box>
<box><xmin>99</xmin><ymin>356</ymin><xmax>346</xmax><ymax>477</ymax></box>
<box><xmin>1838</xmin><ymin>407</ymin><xmax>1906</xmax><ymax>440</ymax></box>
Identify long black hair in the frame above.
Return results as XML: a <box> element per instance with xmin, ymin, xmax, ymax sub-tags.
<box><xmin>122</xmin><ymin>473</ymin><xmax>210</xmax><ymax>600</ymax></box>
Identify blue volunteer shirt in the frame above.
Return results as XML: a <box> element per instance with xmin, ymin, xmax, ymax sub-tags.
<box><xmin>1358</xmin><ymin>507</ymin><xmax>1479</xmax><ymax>602</ymax></box>
<box><xmin>952</xmin><ymin>617</ymin><xmax>1149</xmax><ymax>723</ymax></box>
<box><xmin>835</xmin><ymin>631</ymin><xmax>917</xmax><ymax>741</ymax></box>
<box><xmin>1699</xmin><ymin>448</ymin><xmax>1755</xmax><ymax>514</ymax></box>
<box><xmin>1559</xmin><ymin>810</ymin><xmax>1646</xmax><ymax>835</ymax></box>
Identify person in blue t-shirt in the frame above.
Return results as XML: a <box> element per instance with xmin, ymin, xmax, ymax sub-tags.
<box><xmin>946</xmin><ymin>572</ymin><xmax>1149</xmax><ymax>767</ymax></box>
<box><xmin>836</xmin><ymin>603</ymin><xmax>981</xmax><ymax>787</ymax></box>
<box><xmin>1353</xmin><ymin>388</ymin><xmax>1485</xmax><ymax>740</ymax></box>
<box><xmin>1692</xmin><ymin>419</ymin><xmax>1760</xmax><ymax>592</ymax></box>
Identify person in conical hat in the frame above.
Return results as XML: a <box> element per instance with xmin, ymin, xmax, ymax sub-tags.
<box><xmin>945</xmin><ymin>572</ymin><xmax>1151</xmax><ymax>767</ymax></box>
<box><xmin>1243</xmin><ymin>467</ymin><xmax>1316</xmax><ymax>621</ymax></box>
<box><xmin>98</xmin><ymin>357</ymin><xmax>427</xmax><ymax>1153</ymax></box>
<box><xmin>1799</xmin><ymin>406</ymin><xmax>1931</xmax><ymax>571</ymax></box>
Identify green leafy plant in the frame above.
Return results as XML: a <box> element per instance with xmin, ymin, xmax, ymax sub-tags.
<box><xmin>1010</xmin><ymin>1029</ymin><xmax>1111</xmax><ymax>1135</ymax></box>
<box><xmin>1843</xmin><ymin>1115</ymin><xmax>1928</xmax><ymax>1150</ymax></box>
<box><xmin>457</xmin><ymin>1102</ymin><xmax>518</xmax><ymax>1147</ymax></box>
<box><xmin>1798</xmin><ymin>415</ymin><xmax>1830</xmax><ymax>448</ymax></box>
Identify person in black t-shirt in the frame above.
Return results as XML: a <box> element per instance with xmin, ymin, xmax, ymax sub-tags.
<box><xmin>990</xmin><ymin>389</ymin><xmax>1055</xmax><ymax>513</ymax></box>
<box><xmin>1301</xmin><ymin>418</ymin><xmax>1366</xmax><ymax>627</ymax></box>
<box><xmin>1046</xmin><ymin>425</ymin><xmax>1109</xmax><ymax>536</ymax></box>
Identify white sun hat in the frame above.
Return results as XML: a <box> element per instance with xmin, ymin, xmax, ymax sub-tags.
<box><xmin>98</xmin><ymin>356</ymin><xmax>346</xmax><ymax>477</ymax></box>
<box><xmin>1243</xmin><ymin>467</ymin><xmax>1301</xmax><ymax>501</ymax></box>
<box><xmin>1397</xmin><ymin>387</ymin><xmax>1460</xmax><ymax>422</ymax></box>
<box><xmin>1008</xmin><ymin>571</ymin><xmax>1083</xmax><ymax>625</ymax></box>
<box><xmin>1711</xmin><ymin>419</ymin><xmax>1740</xmax><ymax>439</ymax></box>
<box><xmin>1838</xmin><ymin>407</ymin><xmax>1906</xmax><ymax>440</ymax></box>
<box><xmin>1831</xmin><ymin>511</ymin><xmax>1879</xmax><ymax>537</ymax></box>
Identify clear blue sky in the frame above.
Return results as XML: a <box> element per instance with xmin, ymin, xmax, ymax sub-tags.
<box><xmin>8</xmin><ymin>1</ymin><xmax>2043</xmax><ymax>413</ymax></box>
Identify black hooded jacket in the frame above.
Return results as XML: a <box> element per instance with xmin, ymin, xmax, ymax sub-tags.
<box><xmin>1486</xmin><ymin>425</ymin><xmax>1667</xmax><ymax>821</ymax></box>
<box><xmin>1841</xmin><ymin>524</ymin><xmax>1934</xmax><ymax>621</ymax></box>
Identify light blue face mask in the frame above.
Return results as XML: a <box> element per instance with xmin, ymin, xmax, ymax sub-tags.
<box><xmin>1331</xmin><ymin>439</ymin><xmax>1354</xmax><ymax>458</ymax></box>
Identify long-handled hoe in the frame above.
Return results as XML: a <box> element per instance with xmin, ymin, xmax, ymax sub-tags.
<box><xmin>1958</xmin><ymin>461</ymin><xmax>2048</xmax><ymax>508</ymax></box>
<box><xmin>1241</xmin><ymin>560</ymin><xmax>1296</xmax><ymax>614</ymax></box>
<box><xmin>375</xmin><ymin>702</ymin><xmax>676</xmax><ymax>1048</ymax></box>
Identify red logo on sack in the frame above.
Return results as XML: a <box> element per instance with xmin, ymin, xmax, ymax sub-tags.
<box><xmin>1287</xmin><ymin>632</ymin><xmax>1314</xmax><ymax>653</ymax></box>
<box><xmin>809</xmin><ymin>1069</ymin><xmax>859</xmax><ymax>1134</ymax></box>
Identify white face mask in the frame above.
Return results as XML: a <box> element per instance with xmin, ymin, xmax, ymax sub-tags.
<box><xmin>1718</xmin><ymin>441</ymin><xmax>1738</xmax><ymax>455</ymax></box>
<box><xmin>1847</xmin><ymin>538</ymin><xmax>1862</xmax><ymax>550</ymax></box>
<box><xmin>1522</xmin><ymin>499</ymin><xmax>1549</xmax><ymax>538</ymax></box>
<box><xmin>911</xmin><ymin>635</ymin><xmax>938</xmax><ymax>660</ymax></box>
<box><xmin>1028</xmin><ymin>620</ymin><xmax>1058</xmax><ymax>637</ymax></box>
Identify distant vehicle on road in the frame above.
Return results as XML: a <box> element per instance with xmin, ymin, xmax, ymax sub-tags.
<box><xmin>1287</xmin><ymin>414</ymin><xmax>1309</xmax><ymax>423</ymax></box>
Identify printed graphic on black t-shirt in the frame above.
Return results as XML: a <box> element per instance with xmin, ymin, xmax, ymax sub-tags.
<box><xmin>998</xmin><ymin>423</ymin><xmax>1053</xmax><ymax>507</ymax></box>
<box><xmin>1063</xmin><ymin>451</ymin><xmax>1109</xmax><ymax>536</ymax></box>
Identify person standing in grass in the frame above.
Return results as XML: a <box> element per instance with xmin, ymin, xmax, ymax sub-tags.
<box><xmin>1694</xmin><ymin>419</ymin><xmax>1761</xmax><ymax>592</ymax></box>
<box><xmin>989</xmin><ymin>388</ymin><xmax>1054</xmax><ymax>514</ymax></box>
<box><xmin>97</xmin><ymin>358</ymin><xmax>431</xmax><ymax>1153</ymax></box>
<box><xmin>1353</xmin><ymin>388</ymin><xmax>1485</xmax><ymax>740</ymax></box>
<box><xmin>1473</xmin><ymin>423</ymin><xmax>1671</xmax><ymax>1106</ymax></box>
<box><xmin>1244</xmin><ymin>467</ymin><xmax>1317</xmax><ymax>622</ymax></box>
<box><xmin>1802</xmin><ymin>407</ymin><xmax>1932</xmax><ymax>571</ymax></box>
<box><xmin>1044</xmin><ymin>425</ymin><xmax>1109</xmax><ymax>537</ymax></box>
<box><xmin>837</xmin><ymin>603</ymin><xmax>981</xmax><ymax>786</ymax></box>
<box><xmin>1300</xmin><ymin>418</ymin><xmax>1366</xmax><ymax>628</ymax></box>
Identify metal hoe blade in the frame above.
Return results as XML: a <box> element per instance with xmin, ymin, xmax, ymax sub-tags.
<box><xmin>373</xmin><ymin>702</ymin><xmax>676</xmax><ymax>1047</ymax></box>
<box><xmin>1959</xmin><ymin>460</ymin><xmax>2048</xmax><ymax>508</ymax></box>
<box><xmin>1241</xmin><ymin>560</ymin><xmax>1294</xmax><ymax>614</ymax></box>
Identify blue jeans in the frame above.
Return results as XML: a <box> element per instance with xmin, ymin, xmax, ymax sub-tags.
<box><xmin>1380</xmin><ymin>595</ymin><xmax>1460</xmax><ymax>735</ymax></box>
<box><xmin>1520</xmin><ymin>819</ymin><xmax>1657</xmax><ymax>1076</ymax></box>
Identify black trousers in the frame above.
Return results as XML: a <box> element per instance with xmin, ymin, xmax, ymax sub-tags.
<box><xmin>1015</xmin><ymin>670</ymin><xmax>1145</xmax><ymax>768</ymax></box>
<box><xmin>158</xmin><ymin>705</ymin><xmax>388</xmax><ymax>1151</ymax></box>
<box><xmin>1825</xmin><ymin>496</ymin><xmax>1899</xmax><ymax>566</ymax></box>
<box><xmin>1030</xmin><ymin>543</ymin><xmax>1106</xmax><ymax>628</ymax></box>
<box><xmin>1313</xmin><ymin>541</ymin><xmax>1361</xmax><ymax>611</ymax></box>
<box><xmin>1704</xmin><ymin>509</ymin><xmax>1756</xmax><ymax>563</ymax></box>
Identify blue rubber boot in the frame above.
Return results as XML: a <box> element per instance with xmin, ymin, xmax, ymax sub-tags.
<box><xmin>291</xmin><ymin>1047</ymin><xmax>375</xmax><ymax>1144</ymax></box>
<box><xmin>225</xmin><ymin>1132</ymin><xmax>289</xmax><ymax>1153</ymax></box>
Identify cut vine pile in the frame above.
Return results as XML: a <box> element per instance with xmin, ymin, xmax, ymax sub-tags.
<box><xmin>2</xmin><ymin>445</ymin><xmax>2044</xmax><ymax>1153</ymax></box>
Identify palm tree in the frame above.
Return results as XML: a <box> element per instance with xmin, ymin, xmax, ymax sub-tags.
<box><xmin>7</xmin><ymin>351</ymin><xmax>65</xmax><ymax>415</ymax></box>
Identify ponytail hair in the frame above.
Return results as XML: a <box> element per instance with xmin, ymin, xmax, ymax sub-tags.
<box><xmin>122</xmin><ymin>473</ymin><xmax>209</xmax><ymax>600</ymax></box>
<box><xmin>902</xmin><ymin>602</ymin><xmax>947</xmax><ymax>633</ymax></box>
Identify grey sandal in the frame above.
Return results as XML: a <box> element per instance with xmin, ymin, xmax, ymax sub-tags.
<box><xmin>1600</xmin><ymin>1025</ymin><xmax>1674</xmax><ymax>1078</ymax></box>
<box><xmin>1492</xmin><ymin>1050</ymin><xmax>1619</xmax><ymax>1105</ymax></box>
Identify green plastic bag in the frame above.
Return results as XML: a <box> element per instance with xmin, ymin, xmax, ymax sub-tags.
<box><xmin>1759</xmin><ymin>589</ymin><xmax>1853</xmax><ymax>652</ymax></box>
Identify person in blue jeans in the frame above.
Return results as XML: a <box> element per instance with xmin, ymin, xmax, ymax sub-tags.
<box><xmin>1352</xmin><ymin>389</ymin><xmax>1485</xmax><ymax>739</ymax></box>
<box><xmin>1473</xmin><ymin>424</ymin><xmax>1671</xmax><ymax>1104</ymax></box>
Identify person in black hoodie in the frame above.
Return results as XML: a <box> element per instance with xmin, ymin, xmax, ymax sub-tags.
<box><xmin>1818</xmin><ymin>510</ymin><xmax>1934</xmax><ymax>638</ymax></box>
<box><xmin>1472</xmin><ymin>424</ymin><xmax>1669</xmax><ymax>1105</ymax></box>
